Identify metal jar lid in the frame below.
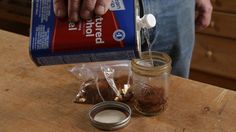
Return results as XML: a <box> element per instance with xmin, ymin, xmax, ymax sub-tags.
<box><xmin>89</xmin><ymin>101</ymin><xmax>132</xmax><ymax>131</ymax></box>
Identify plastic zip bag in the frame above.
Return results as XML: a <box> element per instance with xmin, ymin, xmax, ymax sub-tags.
<box><xmin>70</xmin><ymin>61</ymin><xmax>133</xmax><ymax>104</ymax></box>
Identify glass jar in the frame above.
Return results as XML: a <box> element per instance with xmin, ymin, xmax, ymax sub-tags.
<box><xmin>131</xmin><ymin>51</ymin><xmax>172</xmax><ymax>116</ymax></box>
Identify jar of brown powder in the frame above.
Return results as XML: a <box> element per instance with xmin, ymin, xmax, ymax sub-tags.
<box><xmin>131</xmin><ymin>51</ymin><xmax>172</xmax><ymax>116</ymax></box>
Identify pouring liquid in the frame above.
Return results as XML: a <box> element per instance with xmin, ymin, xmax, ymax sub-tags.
<box><xmin>143</xmin><ymin>28</ymin><xmax>154</xmax><ymax>67</ymax></box>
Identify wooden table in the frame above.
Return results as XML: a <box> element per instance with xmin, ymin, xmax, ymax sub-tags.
<box><xmin>0</xmin><ymin>30</ymin><xmax>236</xmax><ymax>132</ymax></box>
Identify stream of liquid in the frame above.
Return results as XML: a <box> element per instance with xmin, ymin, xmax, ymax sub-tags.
<box><xmin>143</xmin><ymin>28</ymin><xmax>154</xmax><ymax>67</ymax></box>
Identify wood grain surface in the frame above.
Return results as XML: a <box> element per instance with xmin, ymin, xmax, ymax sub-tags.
<box><xmin>0</xmin><ymin>30</ymin><xmax>236</xmax><ymax>132</ymax></box>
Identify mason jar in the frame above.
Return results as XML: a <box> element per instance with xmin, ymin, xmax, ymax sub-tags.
<box><xmin>131</xmin><ymin>51</ymin><xmax>172</xmax><ymax>116</ymax></box>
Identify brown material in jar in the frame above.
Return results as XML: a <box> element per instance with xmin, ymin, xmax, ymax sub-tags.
<box><xmin>134</xmin><ymin>84</ymin><xmax>167</xmax><ymax>115</ymax></box>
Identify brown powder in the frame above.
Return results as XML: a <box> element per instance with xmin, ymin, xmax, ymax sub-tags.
<box><xmin>134</xmin><ymin>85</ymin><xmax>167</xmax><ymax>115</ymax></box>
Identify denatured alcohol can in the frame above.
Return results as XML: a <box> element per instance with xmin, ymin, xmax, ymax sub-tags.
<box><xmin>30</xmin><ymin>0</ymin><xmax>156</xmax><ymax>66</ymax></box>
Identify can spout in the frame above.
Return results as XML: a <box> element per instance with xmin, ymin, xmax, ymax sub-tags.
<box><xmin>137</xmin><ymin>14</ymin><xmax>156</xmax><ymax>30</ymax></box>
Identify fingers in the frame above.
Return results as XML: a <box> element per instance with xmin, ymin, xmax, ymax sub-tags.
<box><xmin>95</xmin><ymin>0</ymin><xmax>112</xmax><ymax>16</ymax></box>
<box><xmin>54</xmin><ymin>0</ymin><xmax>112</xmax><ymax>21</ymax></box>
<box><xmin>195</xmin><ymin>8</ymin><xmax>212</xmax><ymax>31</ymax></box>
<box><xmin>53</xmin><ymin>0</ymin><xmax>67</xmax><ymax>18</ymax></box>
<box><xmin>195</xmin><ymin>0</ymin><xmax>213</xmax><ymax>31</ymax></box>
<box><xmin>80</xmin><ymin>0</ymin><xmax>97</xmax><ymax>19</ymax></box>
<box><xmin>80</xmin><ymin>0</ymin><xmax>111</xmax><ymax>19</ymax></box>
<box><xmin>68</xmin><ymin>0</ymin><xmax>81</xmax><ymax>22</ymax></box>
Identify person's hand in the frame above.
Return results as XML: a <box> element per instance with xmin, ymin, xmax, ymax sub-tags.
<box><xmin>53</xmin><ymin>0</ymin><xmax>112</xmax><ymax>22</ymax></box>
<box><xmin>195</xmin><ymin>0</ymin><xmax>213</xmax><ymax>31</ymax></box>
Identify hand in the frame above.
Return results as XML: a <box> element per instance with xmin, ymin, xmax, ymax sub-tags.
<box><xmin>53</xmin><ymin>0</ymin><xmax>112</xmax><ymax>22</ymax></box>
<box><xmin>195</xmin><ymin>0</ymin><xmax>213</xmax><ymax>31</ymax></box>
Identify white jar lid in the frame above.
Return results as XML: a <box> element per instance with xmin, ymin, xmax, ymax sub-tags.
<box><xmin>89</xmin><ymin>101</ymin><xmax>132</xmax><ymax>130</ymax></box>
